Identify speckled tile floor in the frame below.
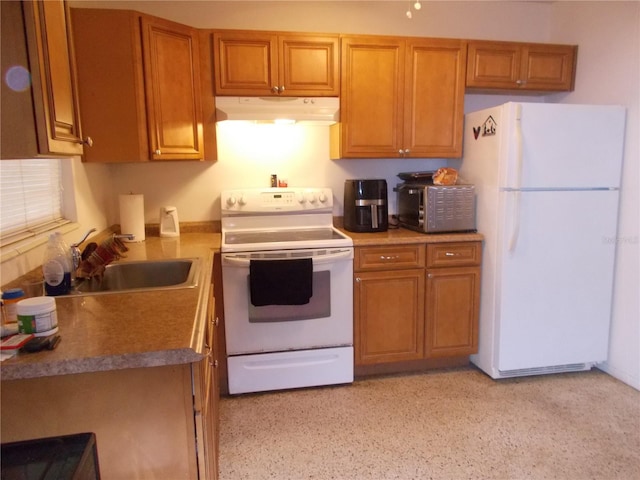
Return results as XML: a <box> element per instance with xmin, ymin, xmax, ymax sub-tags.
<box><xmin>219</xmin><ymin>367</ymin><xmax>640</xmax><ymax>480</ymax></box>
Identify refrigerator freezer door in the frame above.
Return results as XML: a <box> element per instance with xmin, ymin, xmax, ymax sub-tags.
<box><xmin>502</xmin><ymin>103</ymin><xmax>626</xmax><ymax>190</ymax></box>
<box><xmin>495</xmin><ymin>189</ymin><xmax>619</xmax><ymax>374</ymax></box>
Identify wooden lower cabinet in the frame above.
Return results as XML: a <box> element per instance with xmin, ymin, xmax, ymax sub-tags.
<box><xmin>355</xmin><ymin>268</ymin><xmax>425</xmax><ymax>364</ymax></box>
<box><xmin>354</xmin><ymin>242</ymin><xmax>481</xmax><ymax>369</ymax></box>
<box><xmin>425</xmin><ymin>266</ymin><xmax>480</xmax><ymax>357</ymax></box>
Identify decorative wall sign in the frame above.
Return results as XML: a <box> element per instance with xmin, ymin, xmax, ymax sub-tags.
<box><xmin>473</xmin><ymin>115</ymin><xmax>497</xmax><ymax>139</ymax></box>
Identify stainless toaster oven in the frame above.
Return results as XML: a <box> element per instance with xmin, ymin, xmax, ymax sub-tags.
<box><xmin>396</xmin><ymin>183</ymin><xmax>476</xmax><ymax>233</ymax></box>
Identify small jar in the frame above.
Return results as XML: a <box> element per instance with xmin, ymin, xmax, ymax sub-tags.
<box><xmin>16</xmin><ymin>296</ymin><xmax>58</xmax><ymax>337</ymax></box>
<box><xmin>2</xmin><ymin>288</ymin><xmax>25</xmax><ymax>324</ymax></box>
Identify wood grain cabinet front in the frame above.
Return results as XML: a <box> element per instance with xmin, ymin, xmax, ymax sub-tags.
<box><xmin>354</xmin><ymin>245</ymin><xmax>425</xmax><ymax>365</ymax></box>
<box><xmin>332</xmin><ymin>36</ymin><xmax>466</xmax><ymax>159</ymax></box>
<box><xmin>354</xmin><ymin>242</ymin><xmax>482</xmax><ymax>369</ymax></box>
<box><xmin>1</xmin><ymin>0</ymin><xmax>86</xmax><ymax>159</ymax></box>
<box><xmin>71</xmin><ymin>8</ymin><xmax>203</xmax><ymax>162</ymax></box>
<box><xmin>425</xmin><ymin>243</ymin><xmax>481</xmax><ymax>358</ymax></box>
<box><xmin>466</xmin><ymin>40</ymin><xmax>577</xmax><ymax>92</ymax></box>
<box><xmin>213</xmin><ymin>30</ymin><xmax>339</xmax><ymax>97</ymax></box>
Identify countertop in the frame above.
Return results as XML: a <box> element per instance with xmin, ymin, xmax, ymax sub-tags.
<box><xmin>1</xmin><ymin>233</ymin><xmax>220</xmax><ymax>381</ymax></box>
<box><xmin>1</xmin><ymin>226</ymin><xmax>480</xmax><ymax>382</ymax></box>
<box><xmin>336</xmin><ymin>223</ymin><xmax>484</xmax><ymax>246</ymax></box>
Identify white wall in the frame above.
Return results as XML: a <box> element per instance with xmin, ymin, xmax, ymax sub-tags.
<box><xmin>548</xmin><ymin>1</ymin><xmax>640</xmax><ymax>389</ymax></box>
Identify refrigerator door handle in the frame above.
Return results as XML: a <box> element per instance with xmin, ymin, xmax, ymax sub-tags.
<box><xmin>513</xmin><ymin>104</ymin><xmax>523</xmax><ymax>190</ymax></box>
<box><xmin>508</xmin><ymin>191</ymin><xmax>521</xmax><ymax>252</ymax></box>
<box><xmin>508</xmin><ymin>104</ymin><xmax>524</xmax><ymax>252</ymax></box>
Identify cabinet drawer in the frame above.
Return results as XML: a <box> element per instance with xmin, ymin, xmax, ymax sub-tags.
<box><xmin>355</xmin><ymin>245</ymin><xmax>425</xmax><ymax>271</ymax></box>
<box><xmin>426</xmin><ymin>242</ymin><xmax>481</xmax><ymax>268</ymax></box>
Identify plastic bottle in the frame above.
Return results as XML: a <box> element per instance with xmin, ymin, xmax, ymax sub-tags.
<box><xmin>2</xmin><ymin>288</ymin><xmax>25</xmax><ymax>324</ymax></box>
<box><xmin>42</xmin><ymin>232</ymin><xmax>72</xmax><ymax>296</ymax></box>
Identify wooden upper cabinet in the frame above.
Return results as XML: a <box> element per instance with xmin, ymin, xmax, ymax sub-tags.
<box><xmin>1</xmin><ymin>0</ymin><xmax>84</xmax><ymax>159</ymax></box>
<box><xmin>404</xmin><ymin>38</ymin><xmax>466</xmax><ymax>157</ymax></box>
<box><xmin>466</xmin><ymin>40</ymin><xmax>577</xmax><ymax>92</ymax></box>
<box><xmin>213</xmin><ymin>30</ymin><xmax>339</xmax><ymax>96</ymax></box>
<box><xmin>71</xmin><ymin>8</ymin><xmax>203</xmax><ymax>162</ymax></box>
<box><xmin>332</xmin><ymin>36</ymin><xmax>466</xmax><ymax>159</ymax></box>
<box><xmin>333</xmin><ymin>36</ymin><xmax>405</xmax><ymax>158</ymax></box>
<box><xmin>141</xmin><ymin>17</ymin><xmax>203</xmax><ymax>161</ymax></box>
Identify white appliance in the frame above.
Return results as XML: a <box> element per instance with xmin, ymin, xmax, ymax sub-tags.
<box><xmin>215</xmin><ymin>96</ymin><xmax>339</xmax><ymax>124</ymax></box>
<box><xmin>460</xmin><ymin>102</ymin><xmax>626</xmax><ymax>379</ymax></box>
<box><xmin>221</xmin><ymin>187</ymin><xmax>354</xmax><ymax>394</ymax></box>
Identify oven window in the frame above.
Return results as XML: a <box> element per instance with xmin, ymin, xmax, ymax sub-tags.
<box><xmin>247</xmin><ymin>271</ymin><xmax>331</xmax><ymax>322</ymax></box>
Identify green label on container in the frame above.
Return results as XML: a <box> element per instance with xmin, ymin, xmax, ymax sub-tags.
<box><xmin>17</xmin><ymin>314</ymin><xmax>36</xmax><ymax>334</ymax></box>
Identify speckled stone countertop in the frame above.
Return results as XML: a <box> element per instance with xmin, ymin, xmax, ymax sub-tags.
<box><xmin>334</xmin><ymin>218</ymin><xmax>484</xmax><ymax>246</ymax></box>
<box><xmin>1</xmin><ymin>233</ymin><xmax>220</xmax><ymax>381</ymax></box>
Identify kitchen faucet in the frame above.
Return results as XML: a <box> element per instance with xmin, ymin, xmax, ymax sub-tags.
<box><xmin>70</xmin><ymin>228</ymin><xmax>97</xmax><ymax>273</ymax></box>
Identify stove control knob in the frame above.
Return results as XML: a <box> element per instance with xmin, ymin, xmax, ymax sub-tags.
<box><xmin>226</xmin><ymin>195</ymin><xmax>237</xmax><ymax>207</ymax></box>
<box><xmin>318</xmin><ymin>191</ymin><xmax>328</xmax><ymax>203</ymax></box>
<box><xmin>297</xmin><ymin>193</ymin><xmax>307</xmax><ymax>204</ymax></box>
<box><xmin>307</xmin><ymin>192</ymin><xmax>318</xmax><ymax>204</ymax></box>
<box><xmin>237</xmin><ymin>195</ymin><xmax>247</xmax><ymax>206</ymax></box>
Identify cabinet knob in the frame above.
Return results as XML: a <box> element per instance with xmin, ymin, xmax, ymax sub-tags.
<box><xmin>271</xmin><ymin>86</ymin><xmax>279</xmax><ymax>93</ymax></box>
<box><xmin>355</xmin><ymin>277</ymin><xmax>361</xmax><ymax>283</ymax></box>
<box><xmin>82</xmin><ymin>136</ymin><xmax>93</xmax><ymax>147</ymax></box>
<box><xmin>404</xmin><ymin>148</ymin><xmax>410</xmax><ymax>156</ymax></box>
<box><xmin>279</xmin><ymin>85</ymin><xmax>285</xmax><ymax>93</ymax></box>
<box><xmin>213</xmin><ymin>359</ymin><xmax>219</xmax><ymax>368</ymax></box>
<box><xmin>516</xmin><ymin>79</ymin><xmax>526</xmax><ymax>86</ymax></box>
<box><xmin>155</xmin><ymin>149</ymin><xmax>161</xmax><ymax>155</ymax></box>
<box><xmin>214</xmin><ymin>316</ymin><xmax>219</xmax><ymax>327</ymax></box>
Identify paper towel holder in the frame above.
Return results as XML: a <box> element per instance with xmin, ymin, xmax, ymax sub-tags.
<box><xmin>160</xmin><ymin>206</ymin><xmax>180</xmax><ymax>238</ymax></box>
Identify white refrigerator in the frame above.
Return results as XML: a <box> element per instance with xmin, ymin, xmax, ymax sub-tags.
<box><xmin>459</xmin><ymin>102</ymin><xmax>626</xmax><ymax>379</ymax></box>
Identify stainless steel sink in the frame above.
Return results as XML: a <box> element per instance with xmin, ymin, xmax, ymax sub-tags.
<box><xmin>72</xmin><ymin>258</ymin><xmax>200</xmax><ymax>295</ymax></box>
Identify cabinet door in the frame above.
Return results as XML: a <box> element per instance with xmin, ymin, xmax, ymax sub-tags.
<box><xmin>338</xmin><ymin>36</ymin><xmax>405</xmax><ymax>158</ymax></box>
<box><xmin>1</xmin><ymin>0</ymin><xmax>83</xmax><ymax>158</ymax></box>
<box><xmin>213</xmin><ymin>31</ymin><xmax>278</xmax><ymax>96</ymax></box>
<box><xmin>279</xmin><ymin>34</ymin><xmax>339</xmax><ymax>96</ymax></box>
<box><xmin>425</xmin><ymin>266</ymin><xmax>480</xmax><ymax>358</ymax></box>
<box><xmin>142</xmin><ymin>16</ymin><xmax>203</xmax><ymax>160</ymax></box>
<box><xmin>404</xmin><ymin>38</ymin><xmax>466</xmax><ymax>158</ymax></box>
<box><xmin>521</xmin><ymin>44</ymin><xmax>576</xmax><ymax>91</ymax></box>
<box><xmin>466</xmin><ymin>41</ymin><xmax>521</xmax><ymax>89</ymax></box>
<box><xmin>355</xmin><ymin>268</ymin><xmax>425</xmax><ymax>365</ymax></box>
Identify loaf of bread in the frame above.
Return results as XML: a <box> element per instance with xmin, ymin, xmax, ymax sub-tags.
<box><xmin>433</xmin><ymin>167</ymin><xmax>458</xmax><ymax>185</ymax></box>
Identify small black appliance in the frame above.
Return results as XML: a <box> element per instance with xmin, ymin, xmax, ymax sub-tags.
<box><xmin>343</xmin><ymin>179</ymin><xmax>388</xmax><ymax>232</ymax></box>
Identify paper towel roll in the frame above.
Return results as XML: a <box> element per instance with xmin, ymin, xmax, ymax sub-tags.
<box><xmin>119</xmin><ymin>194</ymin><xmax>145</xmax><ymax>242</ymax></box>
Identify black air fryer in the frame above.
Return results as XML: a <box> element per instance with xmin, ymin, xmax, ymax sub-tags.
<box><xmin>343</xmin><ymin>179</ymin><xmax>388</xmax><ymax>232</ymax></box>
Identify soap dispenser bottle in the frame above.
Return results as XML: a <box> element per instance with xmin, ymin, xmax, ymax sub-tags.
<box><xmin>43</xmin><ymin>232</ymin><xmax>72</xmax><ymax>296</ymax></box>
<box><xmin>160</xmin><ymin>206</ymin><xmax>180</xmax><ymax>237</ymax></box>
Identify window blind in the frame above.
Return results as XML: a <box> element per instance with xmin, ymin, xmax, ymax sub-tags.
<box><xmin>0</xmin><ymin>159</ymin><xmax>68</xmax><ymax>247</ymax></box>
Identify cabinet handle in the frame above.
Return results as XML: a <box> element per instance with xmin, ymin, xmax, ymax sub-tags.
<box><xmin>279</xmin><ymin>85</ymin><xmax>285</xmax><ymax>93</ymax></box>
<box><xmin>404</xmin><ymin>149</ymin><xmax>410</xmax><ymax>156</ymax></box>
<box><xmin>155</xmin><ymin>149</ymin><xmax>161</xmax><ymax>155</ymax></box>
<box><xmin>516</xmin><ymin>79</ymin><xmax>526</xmax><ymax>86</ymax></box>
<box><xmin>213</xmin><ymin>359</ymin><xmax>219</xmax><ymax>368</ymax></box>
<box><xmin>355</xmin><ymin>277</ymin><xmax>361</xmax><ymax>283</ymax></box>
<box><xmin>445</xmin><ymin>252</ymin><xmax>458</xmax><ymax>256</ymax></box>
<box><xmin>380</xmin><ymin>255</ymin><xmax>400</xmax><ymax>261</ymax></box>
<box><xmin>398</xmin><ymin>149</ymin><xmax>404</xmax><ymax>156</ymax></box>
<box><xmin>80</xmin><ymin>136</ymin><xmax>93</xmax><ymax>147</ymax></box>
<box><xmin>214</xmin><ymin>316</ymin><xmax>219</xmax><ymax>327</ymax></box>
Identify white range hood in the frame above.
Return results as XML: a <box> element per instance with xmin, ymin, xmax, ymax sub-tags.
<box><xmin>215</xmin><ymin>96</ymin><xmax>339</xmax><ymax>125</ymax></box>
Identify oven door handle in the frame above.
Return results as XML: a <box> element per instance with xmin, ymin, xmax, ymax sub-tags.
<box><xmin>222</xmin><ymin>249</ymin><xmax>353</xmax><ymax>267</ymax></box>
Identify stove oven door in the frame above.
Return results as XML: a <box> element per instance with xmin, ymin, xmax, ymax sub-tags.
<box><xmin>221</xmin><ymin>248</ymin><xmax>354</xmax><ymax>355</ymax></box>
